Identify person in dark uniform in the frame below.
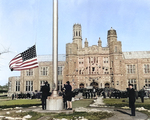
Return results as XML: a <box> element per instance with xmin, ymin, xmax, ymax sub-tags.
<box><xmin>61</xmin><ymin>87</ymin><xmax>67</xmax><ymax>109</ymax></box>
<box><xmin>140</xmin><ymin>87</ymin><xmax>145</xmax><ymax>103</ymax></box>
<box><xmin>40</xmin><ymin>81</ymin><xmax>50</xmax><ymax>110</ymax></box>
<box><xmin>128</xmin><ymin>84</ymin><xmax>136</xmax><ymax>116</ymax></box>
<box><xmin>64</xmin><ymin>81</ymin><xmax>72</xmax><ymax>110</ymax></box>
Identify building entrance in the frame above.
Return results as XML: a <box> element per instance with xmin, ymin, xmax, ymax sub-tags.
<box><xmin>90</xmin><ymin>81</ymin><xmax>98</xmax><ymax>88</ymax></box>
<box><xmin>79</xmin><ymin>83</ymin><xmax>84</xmax><ymax>88</ymax></box>
<box><xmin>105</xmin><ymin>83</ymin><xmax>110</xmax><ymax>88</ymax></box>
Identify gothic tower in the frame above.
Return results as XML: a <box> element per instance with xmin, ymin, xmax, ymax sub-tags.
<box><xmin>73</xmin><ymin>24</ymin><xmax>82</xmax><ymax>49</ymax></box>
<box><xmin>84</xmin><ymin>38</ymin><xmax>88</xmax><ymax>47</ymax></box>
<box><xmin>107</xmin><ymin>27</ymin><xmax>123</xmax><ymax>89</ymax></box>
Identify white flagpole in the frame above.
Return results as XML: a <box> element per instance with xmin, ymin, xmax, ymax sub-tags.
<box><xmin>52</xmin><ymin>0</ymin><xmax>58</xmax><ymax>97</ymax></box>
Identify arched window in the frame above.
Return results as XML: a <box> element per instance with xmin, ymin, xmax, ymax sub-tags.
<box><xmin>90</xmin><ymin>81</ymin><xmax>98</xmax><ymax>88</ymax></box>
<box><xmin>76</xmin><ymin>31</ymin><xmax>78</xmax><ymax>36</ymax></box>
<box><xmin>105</xmin><ymin>83</ymin><xmax>110</xmax><ymax>88</ymax></box>
<box><xmin>79</xmin><ymin>83</ymin><xmax>84</xmax><ymax>88</ymax></box>
<box><xmin>115</xmin><ymin>46</ymin><xmax>117</xmax><ymax>53</ymax></box>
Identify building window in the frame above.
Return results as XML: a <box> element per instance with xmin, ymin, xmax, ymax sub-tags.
<box><xmin>79</xmin><ymin>70</ymin><xmax>81</xmax><ymax>75</ymax></box>
<box><xmin>144</xmin><ymin>64</ymin><xmax>150</xmax><ymax>74</ymax></box>
<box><xmin>26</xmin><ymin>81</ymin><xmax>33</xmax><ymax>91</ymax></box>
<box><xmin>40</xmin><ymin>67</ymin><xmax>48</xmax><ymax>76</ymax></box>
<box><xmin>26</xmin><ymin>69</ymin><xmax>33</xmax><ymax>76</ymax></box>
<box><xmin>105</xmin><ymin>72</ymin><xmax>109</xmax><ymax>74</ymax></box>
<box><xmin>8</xmin><ymin>81</ymin><xmax>11</xmax><ymax>92</ymax></box>
<box><xmin>128</xmin><ymin>79</ymin><xmax>137</xmax><ymax>90</ymax></box>
<box><xmin>58</xmin><ymin>80</ymin><xmax>62</xmax><ymax>91</ymax></box>
<box><xmin>117</xmin><ymin>81</ymin><xmax>119</xmax><ymax>85</ymax></box>
<box><xmin>16</xmin><ymin>81</ymin><xmax>20</xmax><ymax>91</ymax></box>
<box><xmin>58</xmin><ymin>66</ymin><xmax>63</xmax><ymax>75</ymax></box>
<box><xmin>76</xmin><ymin>31</ymin><xmax>78</xmax><ymax>36</ymax></box>
<box><xmin>104</xmin><ymin>57</ymin><xmax>108</xmax><ymax>63</ymax></box>
<box><xmin>127</xmin><ymin>65</ymin><xmax>136</xmax><ymax>74</ymax></box>
<box><xmin>40</xmin><ymin>80</ymin><xmax>45</xmax><ymax>87</ymax></box>
<box><xmin>92</xmin><ymin>67</ymin><xmax>95</xmax><ymax>71</ymax></box>
<box><xmin>145</xmin><ymin>79</ymin><xmax>150</xmax><ymax>87</ymax></box>
<box><xmin>79</xmin><ymin>31</ymin><xmax>80</xmax><ymax>36</ymax></box>
<box><xmin>114</xmin><ymin>46</ymin><xmax>117</xmax><ymax>53</ymax></box>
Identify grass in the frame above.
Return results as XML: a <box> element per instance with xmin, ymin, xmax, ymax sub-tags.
<box><xmin>5</xmin><ymin>111</ymin><xmax>44</xmax><ymax>120</ymax></box>
<box><xmin>6</xmin><ymin>111</ymin><xmax>114</xmax><ymax>120</ymax></box>
<box><xmin>103</xmin><ymin>98</ymin><xmax>150</xmax><ymax>119</ymax></box>
<box><xmin>73</xmin><ymin>99</ymin><xmax>93</xmax><ymax>108</ymax></box>
<box><xmin>0</xmin><ymin>98</ymin><xmax>114</xmax><ymax>120</ymax></box>
<box><xmin>0</xmin><ymin>99</ymin><xmax>41</xmax><ymax>108</ymax></box>
<box><xmin>0</xmin><ymin>98</ymin><xmax>93</xmax><ymax>109</ymax></box>
<box><xmin>103</xmin><ymin>98</ymin><xmax>150</xmax><ymax>109</ymax></box>
<box><xmin>53</xmin><ymin>111</ymin><xmax>114</xmax><ymax>120</ymax></box>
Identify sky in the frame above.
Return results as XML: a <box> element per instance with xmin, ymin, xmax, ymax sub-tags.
<box><xmin>0</xmin><ymin>0</ymin><xmax>150</xmax><ymax>85</ymax></box>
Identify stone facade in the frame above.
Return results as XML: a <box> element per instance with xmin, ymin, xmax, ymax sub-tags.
<box><xmin>8</xmin><ymin>24</ymin><xmax>150</xmax><ymax>94</ymax></box>
<box><xmin>63</xmin><ymin>24</ymin><xmax>150</xmax><ymax>91</ymax></box>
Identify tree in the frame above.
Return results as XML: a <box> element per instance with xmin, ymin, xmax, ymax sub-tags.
<box><xmin>0</xmin><ymin>45</ymin><xmax>10</xmax><ymax>55</ymax></box>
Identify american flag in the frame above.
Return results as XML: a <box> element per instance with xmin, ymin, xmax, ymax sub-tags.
<box><xmin>9</xmin><ymin>45</ymin><xmax>38</xmax><ymax>71</ymax></box>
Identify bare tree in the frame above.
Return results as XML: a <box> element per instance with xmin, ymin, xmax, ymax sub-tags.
<box><xmin>0</xmin><ymin>44</ymin><xmax>10</xmax><ymax>55</ymax></box>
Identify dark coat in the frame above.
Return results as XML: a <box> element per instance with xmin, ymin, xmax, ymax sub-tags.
<box><xmin>65</xmin><ymin>84</ymin><xmax>72</xmax><ymax>101</ymax></box>
<box><xmin>140</xmin><ymin>89</ymin><xmax>145</xmax><ymax>97</ymax></box>
<box><xmin>41</xmin><ymin>84</ymin><xmax>50</xmax><ymax>99</ymax></box>
<box><xmin>128</xmin><ymin>88</ymin><xmax>135</xmax><ymax>108</ymax></box>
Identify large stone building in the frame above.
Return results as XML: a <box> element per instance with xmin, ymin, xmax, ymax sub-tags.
<box><xmin>8</xmin><ymin>24</ymin><xmax>150</xmax><ymax>96</ymax></box>
<box><xmin>63</xmin><ymin>24</ymin><xmax>150</xmax><ymax>91</ymax></box>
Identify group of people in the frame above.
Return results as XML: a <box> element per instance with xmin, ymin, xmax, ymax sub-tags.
<box><xmin>40</xmin><ymin>81</ymin><xmax>145</xmax><ymax>117</ymax></box>
<box><xmin>40</xmin><ymin>81</ymin><xmax>72</xmax><ymax>110</ymax></box>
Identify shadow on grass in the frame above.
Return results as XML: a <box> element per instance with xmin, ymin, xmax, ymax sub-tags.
<box><xmin>117</xmin><ymin>109</ymin><xmax>131</xmax><ymax>116</ymax></box>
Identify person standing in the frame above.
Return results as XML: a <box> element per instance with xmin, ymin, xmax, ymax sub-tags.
<box><xmin>140</xmin><ymin>87</ymin><xmax>145</xmax><ymax>103</ymax></box>
<box><xmin>64</xmin><ymin>81</ymin><xmax>72</xmax><ymax>110</ymax></box>
<box><xmin>128</xmin><ymin>84</ymin><xmax>136</xmax><ymax>116</ymax></box>
<box><xmin>40</xmin><ymin>81</ymin><xmax>50</xmax><ymax>110</ymax></box>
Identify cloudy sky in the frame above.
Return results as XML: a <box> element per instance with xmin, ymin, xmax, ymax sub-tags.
<box><xmin>0</xmin><ymin>0</ymin><xmax>150</xmax><ymax>85</ymax></box>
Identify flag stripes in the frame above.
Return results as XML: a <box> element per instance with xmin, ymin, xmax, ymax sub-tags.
<box><xmin>9</xmin><ymin>45</ymin><xmax>38</xmax><ymax>71</ymax></box>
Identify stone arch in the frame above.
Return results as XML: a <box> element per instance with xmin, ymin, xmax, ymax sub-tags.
<box><xmin>90</xmin><ymin>81</ymin><xmax>98</xmax><ymax>88</ymax></box>
<box><xmin>79</xmin><ymin>83</ymin><xmax>84</xmax><ymax>88</ymax></box>
<box><xmin>76</xmin><ymin>31</ymin><xmax>78</xmax><ymax>36</ymax></box>
<box><xmin>105</xmin><ymin>83</ymin><xmax>110</xmax><ymax>88</ymax></box>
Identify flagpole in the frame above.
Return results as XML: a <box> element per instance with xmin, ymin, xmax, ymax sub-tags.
<box><xmin>46</xmin><ymin>0</ymin><xmax>63</xmax><ymax>110</ymax></box>
<box><xmin>52</xmin><ymin>0</ymin><xmax>58</xmax><ymax>97</ymax></box>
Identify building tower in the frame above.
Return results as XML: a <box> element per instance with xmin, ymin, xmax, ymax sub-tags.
<box><xmin>84</xmin><ymin>38</ymin><xmax>88</xmax><ymax>47</ymax></box>
<box><xmin>98</xmin><ymin>37</ymin><xmax>102</xmax><ymax>47</ymax></box>
<box><xmin>107</xmin><ymin>27</ymin><xmax>123</xmax><ymax>89</ymax></box>
<box><xmin>73</xmin><ymin>24</ymin><xmax>82</xmax><ymax>49</ymax></box>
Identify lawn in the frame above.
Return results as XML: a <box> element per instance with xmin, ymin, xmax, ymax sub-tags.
<box><xmin>103</xmin><ymin>98</ymin><xmax>150</xmax><ymax>118</ymax></box>
<box><xmin>0</xmin><ymin>99</ymin><xmax>41</xmax><ymax>108</ymax></box>
<box><xmin>73</xmin><ymin>99</ymin><xmax>93</xmax><ymax>108</ymax></box>
<box><xmin>103</xmin><ymin>98</ymin><xmax>150</xmax><ymax>109</ymax></box>
<box><xmin>0</xmin><ymin>98</ymin><xmax>114</xmax><ymax>120</ymax></box>
<box><xmin>0</xmin><ymin>98</ymin><xmax>93</xmax><ymax>109</ymax></box>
